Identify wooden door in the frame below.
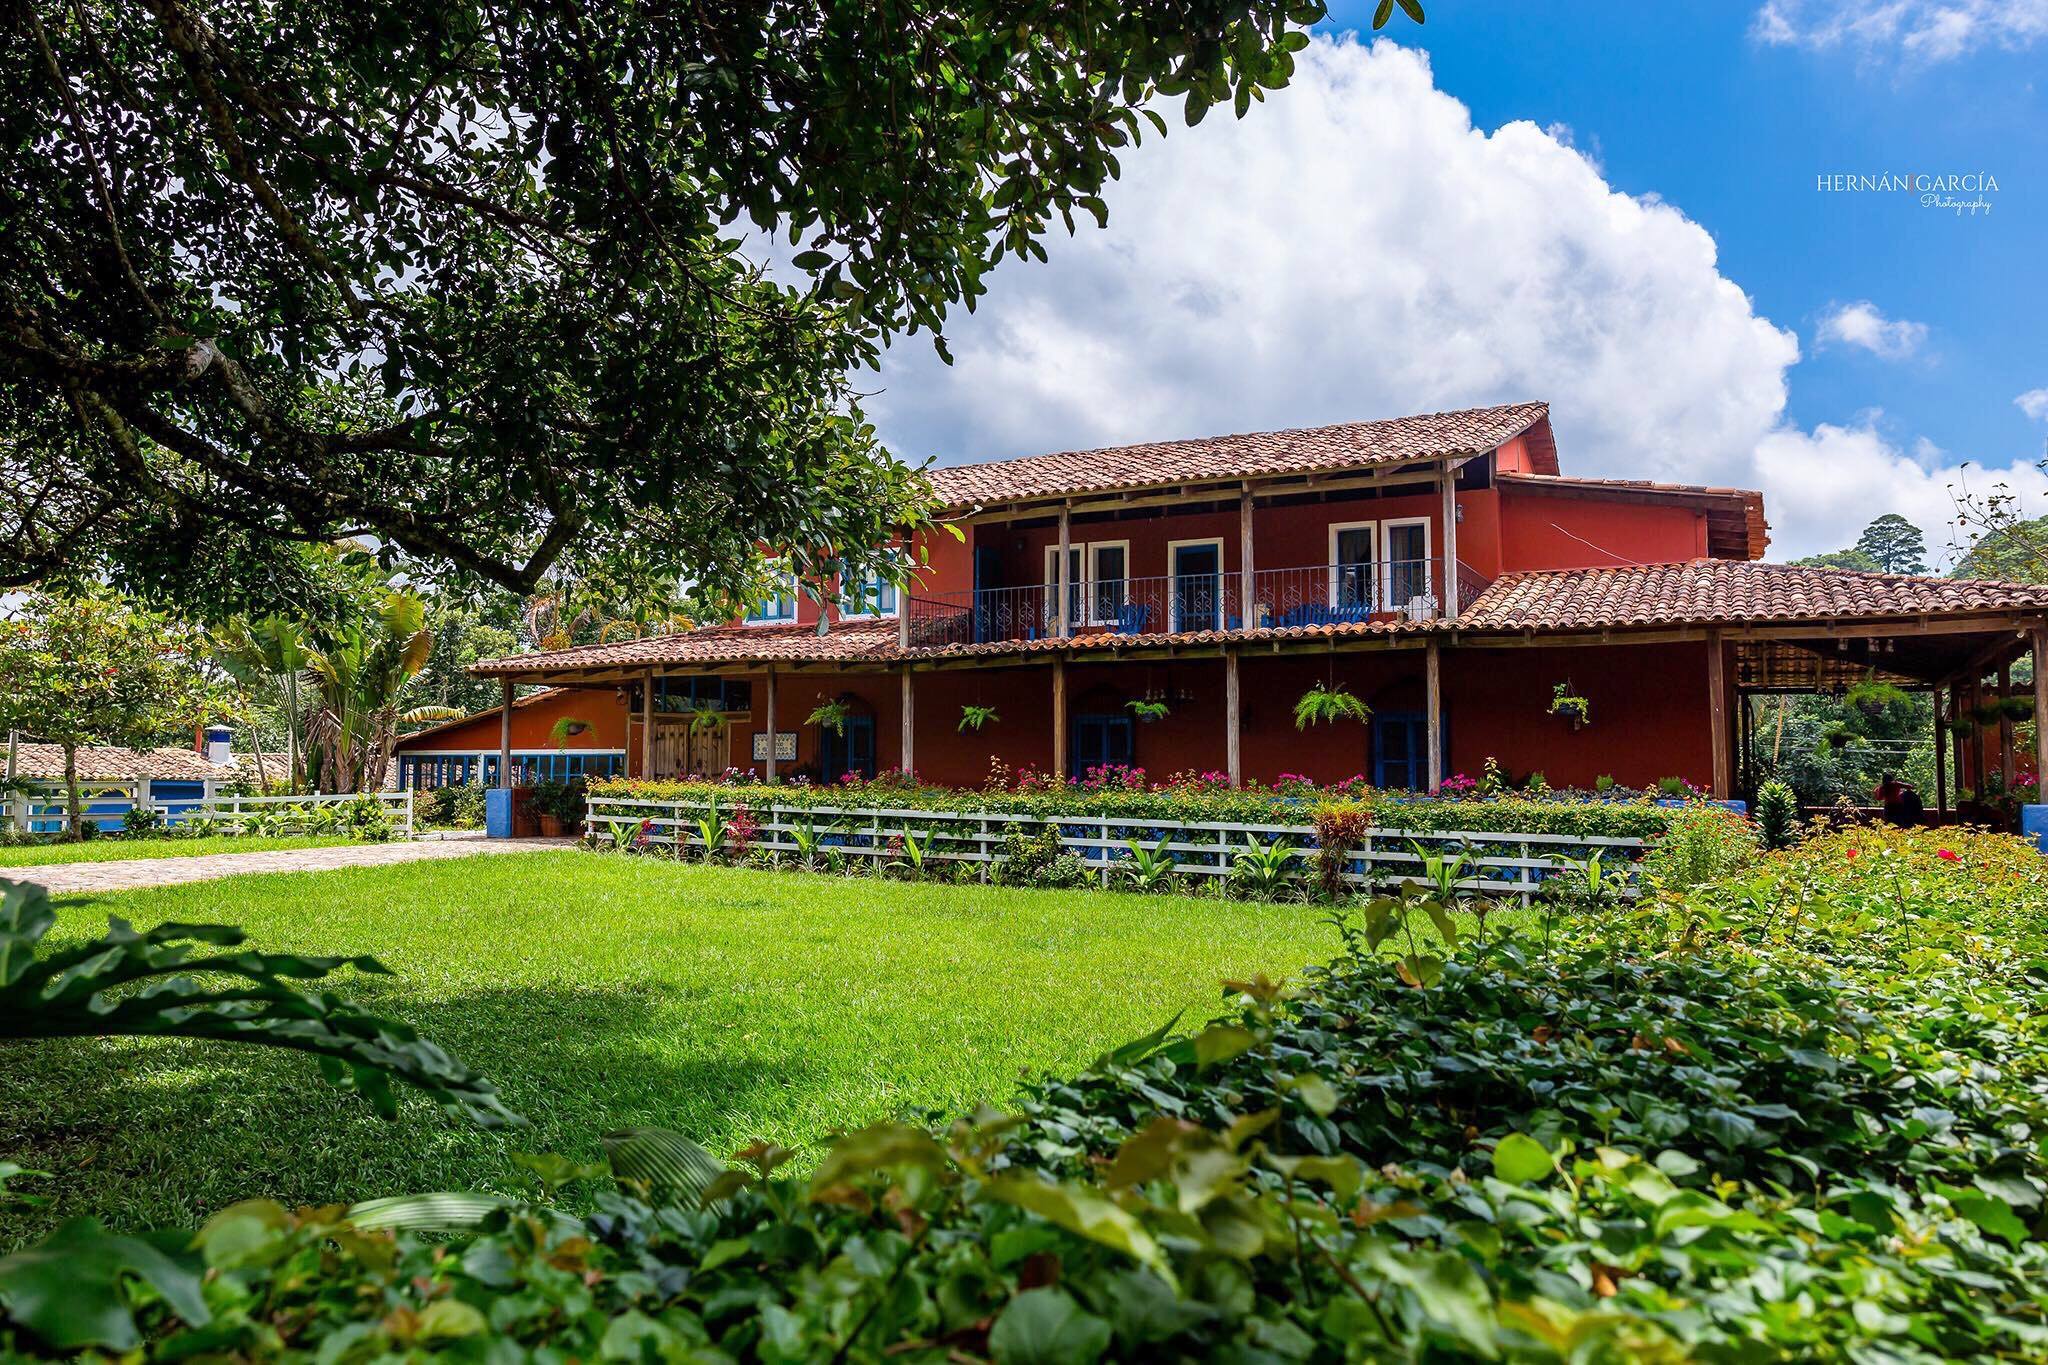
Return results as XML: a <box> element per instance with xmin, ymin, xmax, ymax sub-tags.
<box><xmin>686</xmin><ymin>721</ymin><xmax>729</xmax><ymax>777</ymax></box>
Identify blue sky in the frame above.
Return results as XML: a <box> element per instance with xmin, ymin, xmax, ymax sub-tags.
<box><xmin>872</xmin><ymin>0</ymin><xmax>2048</xmax><ymax>561</ymax></box>
<box><xmin>1362</xmin><ymin>0</ymin><xmax>2046</xmax><ymax>478</ymax></box>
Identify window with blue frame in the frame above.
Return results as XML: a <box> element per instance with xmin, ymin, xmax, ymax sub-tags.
<box><xmin>838</xmin><ymin>570</ymin><xmax>898</xmax><ymax>618</ymax></box>
<box><xmin>746</xmin><ymin>566</ymin><xmax>799</xmax><ymax>623</ymax></box>
<box><xmin>1071</xmin><ymin>713</ymin><xmax>1135</xmax><ymax>776</ymax></box>
<box><xmin>819</xmin><ymin>716</ymin><xmax>876</xmax><ymax>782</ymax></box>
<box><xmin>654</xmin><ymin>676</ymin><xmax>753</xmax><ymax>713</ymax></box>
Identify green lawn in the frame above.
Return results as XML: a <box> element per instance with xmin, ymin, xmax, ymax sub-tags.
<box><xmin>2</xmin><ymin>853</ymin><xmax>1348</xmax><ymax>1244</ymax></box>
<box><xmin>0</xmin><ymin>834</ymin><xmax>361</xmax><ymax>867</ymax></box>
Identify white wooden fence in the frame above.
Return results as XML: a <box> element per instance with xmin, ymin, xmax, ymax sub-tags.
<box><xmin>7</xmin><ymin>784</ymin><xmax>415</xmax><ymax>839</ymax></box>
<box><xmin>584</xmin><ymin>794</ymin><xmax>1646</xmax><ymax>899</ymax></box>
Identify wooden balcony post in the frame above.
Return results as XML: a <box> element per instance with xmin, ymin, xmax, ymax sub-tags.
<box><xmin>763</xmin><ymin>665</ymin><xmax>778</xmax><ymax>783</ymax></box>
<box><xmin>1440</xmin><ymin>462</ymin><xmax>1459</xmax><ymax>619</ymax></box>
<box><xmin>1425</xmin><ymin>637</ymin><xmax>1443</xmax><ymax>793</ymax></box>
<box><xmin>2034</xmin><ymin>629</ymin><xmax>2048</xmax><ymax>797</ymax></box>
<box><xmin>1056</xmin><ymin>502</ymin><xmax>1072</xmax><ymax>640</ymax></box>
<box><xmin>1052</xmin><ymin>655</ymin><xmax>1069</xmax><ymax>781</ymax></box>
<box><xmin>1238</xmin><ymin>487</ymin><xmax>1255</xmax><ymax>628</ymax></box>
<box><xmin>499</xmin><ymin>677</ymin><xmax>514</xmax><ymax>788</ymax></box>
<box><xmin>640</xmin><ymin>671</ymin><xmax>654</xmax><ymax>779</ymax></box>
<box><xmin>1707</xmin><ymin>633</ymin><xmax>1730</xmax><ymax>800</ymax></box>
<box><xmin>1225</xmin><ymin>649</ymin><xmax>1242</xmax><ymax>787</ymax></box>
<box><xmin>900</xmin><ymin>664</ymin><xmax>915</xmax><ymax>777</ymax></box>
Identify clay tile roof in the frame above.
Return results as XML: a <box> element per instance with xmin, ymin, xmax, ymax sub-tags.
<box><xmin>926</xmin><ymin>401</ymin><xmax>1554</xmax><ymax>508</ymax></box>
<box><xmin>472</xmin><ymin>620</ymin><xmax>902</xmax><ymax>677</ymax></box>
<box><xmin>1460</xmin><ymin>559</ymin><xmax>2048</xmax><ymax>631</ymax></box>
<box><xmin>6</xmin><ymin>742</ymin><xmax>236</xmax><ymax>782</ymax></box>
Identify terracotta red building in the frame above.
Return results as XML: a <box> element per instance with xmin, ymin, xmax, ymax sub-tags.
<box><xmin>413</xmin><ymin>401</ymin><xmax>2048</xmax><ymax>809</ymax></box>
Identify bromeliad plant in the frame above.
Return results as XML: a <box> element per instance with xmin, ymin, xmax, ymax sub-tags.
<box><xmin>1120</xmin><ymin>835</ymin><xmax>1180</xmax><ymax>892</ymax></box>
<box><xmin>1229</xmin><ymin>834</ymin><xmax>1302</xmax><ymax>899</ymax></box>
<box><xmin>1292</xmin><ymin>681</ymin><xmax>1370</xmax><ymax>730</ymax></box>
<box><xmin>0</xmin><ymin>879</ymin><xmax>514</xmax><ymax>1128</ymax></box>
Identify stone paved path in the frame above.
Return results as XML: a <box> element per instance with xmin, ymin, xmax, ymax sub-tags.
<box><xmin>10</xmin><ymin>837</ymin><xmax>579</xmax><ymax>896</ymax></box>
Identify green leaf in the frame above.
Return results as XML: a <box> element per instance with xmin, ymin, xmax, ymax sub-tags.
<box><xmin>990</xmin><ymin>1288</ymin><xmax>1112</xmax><ymax>1365</ymax></box>
<box><xmin>983</xmin><ymin>1176</ymin><xmax>1171</xmax><ymax>1280</ymax></box>
<box><xmin>808</xmin><ymin>1122</ymin><xmax>948</xmax><ymax>1192</ymax></box>
<box><xmin>1288</xmin><ymin>1073</ymin><xmax>1340</xmax><ymax>1116</ymax></box>
<box><xmin>1490</xmin><ymin>1132</ymin><xmax>1554</xmax><ymax>1186</ymax></box>
<box><xmin>1398</xmin><ymin>0</ymin><xmax>1427</xmax><ymax>22</ymax></box>
<box><xmin>1097</xmin><ymin>1010</ymin><xmax>1185</xmax><ymax>1069</ymax></box>
<box><xmin>0</xmin><ymin>1218</ymin><xmax>209</xmax><ymax>1350</ymax></box>
<box><xmin>345</xmin><ymin>1192</ymin><xmax>509</xmax><ymax>1233</ymax></box>
<box><xmin>1372</xmin><ymin>0</ymin><xmax>1396</xmax><ymax>29</ymax></box>
<box><xmin>1192</xmin><ymin>1024</ymin><xmax>1257</xmax><ymax>1066</ymax></box>
<box><xmin>790</xmin><ymin>249</ymin><xmax>835</xmax><ymax>270</ymax></box>
<box><xmin>602</xmin><ymin>1127</ymin><xmax>730</xmax><ymax>1206</ymax></box>
<box><xmin>1951</xmin><ymin>1191</ymin><xmax>2031</xmax><ymax>1248</ymax></box>
<box><xmin>0</xmin><ymin>879</ymin><xmax>55</xmax><ymax>988</ymax></box>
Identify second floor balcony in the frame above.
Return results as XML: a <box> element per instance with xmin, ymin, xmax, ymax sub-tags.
<box><xmin>904</xmin><ymin>559</ymin><xmax>1494</xmax><ymax>649</ymax></box>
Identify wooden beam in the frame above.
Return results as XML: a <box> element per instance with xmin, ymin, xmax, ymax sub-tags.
<box><xmin>1934</xmin><ymin>685</ymin><xmax>1948</xmax><ymax>816</ymax></box>
<box><xmin>900</xmin><ymin>665</ymin><xmax>915</xmax><ymax>777</ymax></box>
<box><xmin>1440</xmin><ymin>464</ymin><xmax>1459</xmax><ymax>619</ymax></box>
<box><xmin>1707</xmin><ymin>632</ymin><xmax>1731</xmax><ymax>799</ymax></box>
<box><xmin>2002</xmin><ymin>662</ymin><xmax>2017</xmax><ymax>793</ymax></box>
<box><xmin>1225</xmin><ymin>649</ymin><xmax>1242</xmax><ymax>788</ymax></box>
<box><xmin>1425</xmin><ymin>638</ymin><xmax>1443</xmax><ymax>793</ymax></box>
<box><xmin>499</xmin><ymin>678</ymin><xmax>514</xmax><ymax>789</ymax></box>
<box><xmin>1056</xmin><ymin>503</ymin><xmax>1072</xmax><ymax>640</ymax></box>
<box><xmin>640</xmin><ymin>671</ymin><xmax>654</xmax><ymax>779</ymax></box>
<box><xmin>960</xmin><ymin>462</ymin><xmax>1457</xmax><ymax>525</ymax></box>
<box><xmin>763</xmin><ymin>665</ymin><xmax>778</xmax><ymax>783</ymax></box>
<box><xmin>1238</xmin><ymin>487</ymin><xmax>1256</xmax><ymax>628</ymax></box>
<box><xmin>2035</xmin><ymin>629</ymin><xmax>2048</xmax><ymax>801</ymax></box>
<box><xmin>1052</xmin><ymin>656</ymin><xmax>1068</xmax><ymax>781</ymax></box>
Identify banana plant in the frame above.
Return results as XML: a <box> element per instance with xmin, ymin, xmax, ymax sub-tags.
<box><xmin>212</xmin><ymin>615</ymin><xmax>316</xmax><ymax>791</ymax></box>
<box><xmin>1121</xmin><ymin>835</ymin><xmax>1180</xmax><ymax>892</ymax></box>
<box><xmin>304</xmin><ymin>591</ymin><xmax>448</xmax><ymax>792</ymax></box>
<box><xmin>0</xmin><ymin>878</ymin><xmax>516</xmax><ymax>1127</ymax></box>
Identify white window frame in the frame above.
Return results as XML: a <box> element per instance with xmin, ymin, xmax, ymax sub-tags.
<box><xmin>1326</xmin><ymin>520</ymin><xmax>1379</xmax><ymax>609</ymax></box>
<box><xmin>1166</xmin><ymin>536</ymin><xmax>1227</xmax><ymax>632</ymax></box>
<box><xmin>836</xmin><ymin>567</ymin><xmax>899</xmax><ymax>620</ymax></box>
<box><xmin>744</xmin><ymin>563</ymin><xmax>800</xmax><ymax>625</ymax></box>
<box><xmin>1043</xmin><ymin>543</ymin><xmax>1085</xmax><ymax>631</ymax></box>
<box><xmin>1378</xmin><ymin>517</ymin><xmax>1434</xmax><ymax>612</ymax></box>
<box><xmin>1085</xmin><ymin>540</ymin><xmax>1131</xmax><ymax>626</ymax></box>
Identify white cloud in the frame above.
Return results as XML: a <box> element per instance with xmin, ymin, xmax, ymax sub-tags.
<box><xmin>1753</xmin><ymin>0</ymin><xmax>2048</xmax><ymax>62</ymax></box>
<box><xmin>868</xmin><ymin>36</ymin><xmax>2025</xmax><ymax>562</ymax></box>
<box><xmin>2017</xmin><ymin>388</ymin><xmax>2048</xmax><ymax>420</ymax></box>
<box><xmin>1814</xmin><ymin>300</ymin><xmax>1929</xmax><ymax>358</ymax></box>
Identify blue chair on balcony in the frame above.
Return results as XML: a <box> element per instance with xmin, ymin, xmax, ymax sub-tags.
<box><xmin>1114</xmin><ymin>603</ymin><xmax>1152</xmax><ymax>636</ymax></box>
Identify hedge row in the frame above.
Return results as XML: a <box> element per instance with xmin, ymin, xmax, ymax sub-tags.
<box><xmin>588</xmin><ymin>776</ymin><xmax>1682</xmax><ymax>841</ymax></box>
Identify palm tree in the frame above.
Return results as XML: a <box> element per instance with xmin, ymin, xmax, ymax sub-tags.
<box><xmin>305</xmin><ymin>592</ymin><xmax>460</xmax><ymax>792</ymax></box>
<box><xmin>214</xmin><ymin>616</ymin><xmax>316</xmax><ymax>790</ymax></box>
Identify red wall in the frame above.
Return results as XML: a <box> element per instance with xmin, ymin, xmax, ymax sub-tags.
<box><xmin>396</xmin><ymin>687</ymin><xmax>630</xmax><ymax>755</ymax></box>
<box><xmin>1499</xmin><ymin>489</ymin><xmax>1708</xmax><ymax>572</ymax></box>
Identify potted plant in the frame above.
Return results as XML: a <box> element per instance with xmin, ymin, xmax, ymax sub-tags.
<box><xmin>1822</xmin><ymin>723</ymin><xmax>1857</xmax><ymax>750</ymax></box>
<box><xmin>1843</xmin><ymin>674</ymin><xmax>1909</xmax><ymax>719</ymax></box>
<box><xmin>807</xmin><ymin>699</ymin><xmax>852</xmax><ymax>735</ymax></box>
<box><xmin>1293</xmin><ymin>682</ymin><xmax>1370</xmax><ymax>730</ymax></box>
<box><xmin>957</xmin><ymin>704</ymin><xmax>999</xmax><ymax>733</ymax></box>
<box><xmin>530</xmin><ymin>779</ymin><xmax>585</xmax><ymax>837</ymax></box>
<box><xmin>1547</xmin><ymin>682</ymin><xmax>1590</xmax><ymax>729</ymax></box>
<box><xmin>1126</xmin><ymin>699</ymin><xmax>1171</xmax><ymax>724</ymax></box>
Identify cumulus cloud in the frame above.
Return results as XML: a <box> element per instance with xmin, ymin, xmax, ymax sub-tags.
<box><xmin>1815</xmin><ymin>301</ymin><xmax>1929</xmax><ymax>358</ymax></box>
<box><xmin>1752</xmin><ymin>0</ymin><xmax>2048</xmax><ymax>62</ymax></box>
<box><xmin>2017</xmin><ymin>388</ymin><xmax>2048</xmax><ymax>420</ymax></box>
<box><xmin>867</xmin><ymin>36</ymin><xmax>2020</xmax><ymax>561</ymax></box>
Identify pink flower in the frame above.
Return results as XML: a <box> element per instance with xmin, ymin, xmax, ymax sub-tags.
<box><xmin>1937</xmin><ymin>848</ymin><xmax>1959</xmax><ymax>862</ymax></box>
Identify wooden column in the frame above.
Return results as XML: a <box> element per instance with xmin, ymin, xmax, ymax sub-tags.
<box><xmin>1056</xmin><ymin>503</ymin><xmax>1072</xmax><ymax>639</ymax></box>
<box><xmin>640</xmin><ymin>671</ymin><xmax>654</xmax><ymax>779</ymax></box>
<box><xmin>1933</xmin><ymin>686</ymin><xmax>1948</xmax><ymax>817</ymax></box>
<box><xmin>1439</xmin><ymin>463</ymin><xmax>1460</xmax><ymax>619</ymax></box>
<box><xmin>1971</xmin><ymin>680</ymin><xmax>1988</xmax><ymax>795</ymax></box>
<box><xmin>1238</xmin><ymin>488</ymin><xmax>1255</xmax><ymax>628</ymax></box>
<box><xmin>1425</xmin><ymin>637</ymin><xmax>1443</xmax><ymax>793</ymax></box>
<box><xmin>1225</xmin><ymin>650</ymin><xmax>1242</xmax><ymax>788</ymax></box>
<box><xmin>2035</xmin><ymin>629</ymin><xmax>2048</xmax><ymax>797</ymax></box>
<box><xmin>899</xmin><ymin>665</ymin><xmax>915</xmax><ymax>777</ymax></box>
<box><xmin>1052</xmin><ymin>656</ymin><xmax>1069</xmax><ymax>781</ymax></box>
<box><xmin>2001</xmin><ymin>662</ymin><xmax>2017</xmax><ymax>792</ymax></box>
<box><xmin>763</xmin><ymin>665</ymin><xmax>778</xmax><ymax>783</ymax></box>
<box><xmin>1707</xmin><ymin>632</ymin><xmax>1731</xmax><ymax>800</ymax></box>
<box><xmin>498</xmin><ymin>678</ymin><xmax>514</xmax><ymax>788</ymax></box>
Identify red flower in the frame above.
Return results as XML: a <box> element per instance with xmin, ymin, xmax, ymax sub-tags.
<box><xmin>1845</xmin><ymin>848</ymin><xmax>1858</xmax><ymax>859</ymax></box>
<box><xmin>1937</xmin><ymin>848</ymin><xmax>1959</xmax><ymax>862</ymax></box>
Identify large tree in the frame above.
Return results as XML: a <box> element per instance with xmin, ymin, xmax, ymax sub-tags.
<box><xmin>0</xmin><ymin>0</ymin><xmax>1371</xmax><ymax>615</ymax></box>
<box><xmin>0</xmin><ymin>591</ymin><xmax>219</xmax><ymax>837</ymax></box>
<box><xmin>1853</xmin><ymin>513</ymin><xmax>1929</xmax><ymax>575</ymax></box>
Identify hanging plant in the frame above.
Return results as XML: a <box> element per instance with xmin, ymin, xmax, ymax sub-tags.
<box><xmin>1998</xmin><ymin>694</ymin><xmax>2036</xmax><ymax>722</ymax></box>
<box><xmin>1546</xmin><ymin>682</ymin><xmax>1590</xmax><ymax>728</ymax></box>
<box><xmin>686</xmin><ymin>703</ymin><xmax>726</xmax><ymax>734</ymax></box>
<box><xmin>1822</xmin><ymin>722</ymin><xmax>1857</xmax><ymax>750</ymax></box>
<box><xmin>548</xmin><ymin>717</ymin><xmax>593</xmax><ymax>749</ymax></box>
<box><xmin>1126</xmin><ymin>699</ymin><xmax>1172</xmax><ymax>724</ymax></box>
<box><xmin>1293</xmin><ymin>682</ymin><xmax>1371</xmax><ymax>730</ymax></box>
<box><xmin>1843</xmin><ymin>673</ymin><xmax>1910</xmax><ymax>717</ymax></box>
<box><xmin>957</xmin><ymin>704</ymin><xmax>1000</xmax><ymax>733</ymax></box>
<box><xmin>1949</xmin><ymin>714</ymin><xmax>1979</xmax><ymax>737</ymax></box>
<box><xmin>806</xmin><ymin>699</ymin><xmax>852</xmax><ymax>735</ymax></box>
<box><xmin>1969</xmin><ymin>700</ymin><xmax>2006</xmax><ymax>727</ymax></box>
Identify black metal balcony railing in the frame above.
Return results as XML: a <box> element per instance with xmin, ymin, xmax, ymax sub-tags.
<box><xmin>905</xmin><ymin>559</ymin><xmax>1495</xmax><ymax>649</ymax></box>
